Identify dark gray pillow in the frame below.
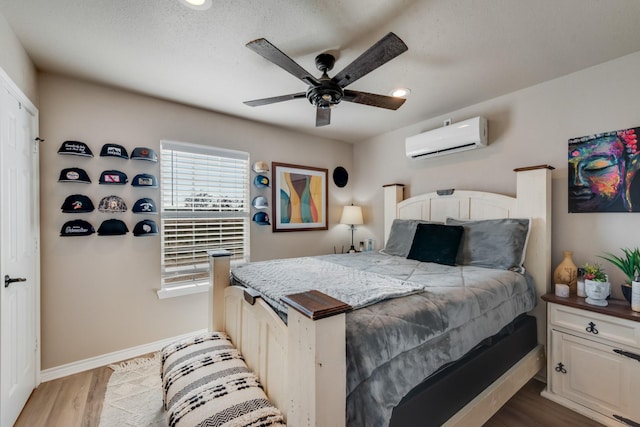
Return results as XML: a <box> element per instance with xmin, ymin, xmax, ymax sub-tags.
<box><xmin>445</xmin><ymin>218</ymin><xmax>531</xmax><ymax>272</ymax></box>
<box><xmin>381</xmin><ymin>219</ymin><xmax>441</xmax><ymax>257</ymax></box>
<box><xmin>407</xmin><ymin>223</ymin><xmax>464</xmax><ymax>266</ymax></box>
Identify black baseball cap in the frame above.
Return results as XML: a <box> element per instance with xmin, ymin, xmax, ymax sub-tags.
<box><xmin>131</xmin><ymin>173</ymin><xmax>158</xmax><ymax>188</ymax></box>
<box><xmin>61</xmin><ymin>194</ymin><xmax>95</xmax><ymax>213</ymax></box>
<box><xmin>58</xmin><ymin>167</ymin><xmax>91</xmax><ymax>184</ymax></box>
<box><xmin>100</xmin><ymin>143</ymin><xmax>129</xmax><ymax>159</ymax></box>
<box><xmin>130</xmin><ymin>147</ymin><xmax>158</xmax><ymax>162</ymax></box>
<box><xmin>99</xmin><ymin>170</ymin><xmax>128</xmax><ymax>185</ymax></box>
<box><xmin>133</xmin><ymin>219</ymin><xmax>159</xmax><ymax>236</ymax></box>
<box><xmin>57</xmin><ymin>140</ymin><xmax>93</xmax><ymax>157</ymax></box>
<box><xmin>132</xmin><ymin>198</ymin><xmax>157</xmax><ymax>214</ymax></box>
<box><xmin>60</xmin><ymin>219</ymin><xmax>95</xmax><ymax>236</ymax></box>
<box><xmin>97</xmin><ymin>219</ymin><xmax>129</xmax><ymax>236</ymax></box>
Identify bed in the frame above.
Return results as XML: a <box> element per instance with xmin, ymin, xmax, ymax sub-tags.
<box><xmin>208</xmin><ymin>165</ymin><xmax>552</xmax><ymax>426</ymax></box>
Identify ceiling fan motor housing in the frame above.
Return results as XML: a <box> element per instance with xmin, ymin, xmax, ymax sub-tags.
<box><xmin>306</xmin><ymin>78</ymin><xmax>343</xmax><ymax>109</ymax></box>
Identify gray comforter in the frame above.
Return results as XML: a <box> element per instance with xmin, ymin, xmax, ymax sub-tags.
<box><xmin>231</xmin><ymin>252</ymin><xmax>536</xmax><ymax>427</ymax></box>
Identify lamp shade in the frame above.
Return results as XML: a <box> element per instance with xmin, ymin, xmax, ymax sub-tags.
<box><xmin>340</xmin><ymin>205</ymin><xmax>364</xmax><ymax>225</ymax></box>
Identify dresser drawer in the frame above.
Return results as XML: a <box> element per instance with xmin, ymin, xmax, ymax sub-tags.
<box><xmin>549</xmin><ymin>304</ymin><xmax>640</xmax><ymax>349</ymax></box>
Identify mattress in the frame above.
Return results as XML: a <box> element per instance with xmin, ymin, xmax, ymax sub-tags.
<box><xmin>231</xmin><ymin>252</ymin><xmax>537</xmax><ymax>426</ymax></box>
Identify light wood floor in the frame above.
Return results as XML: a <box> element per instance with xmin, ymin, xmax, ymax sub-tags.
<box><xmin>16</xmin><ymin>366</ymin><xmax>602</xmax><ymax>427</ymax></box>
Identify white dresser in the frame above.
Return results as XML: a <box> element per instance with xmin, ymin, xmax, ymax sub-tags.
<box><xmin>541</xmin><ymin>293</ymin><xmax>640</xmax><ymax>427</ymax></box>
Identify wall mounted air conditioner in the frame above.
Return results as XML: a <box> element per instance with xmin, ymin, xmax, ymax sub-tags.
<box><xmin>405</xmin><ymin>116</ymin><xmax>488</xmax><ymax>159</ymax></box>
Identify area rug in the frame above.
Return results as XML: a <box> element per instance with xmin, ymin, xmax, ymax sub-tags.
<box><xmin>99</xmin><ymin>353</ymin><xmax>166</xmax><ymax>427</ymax></box>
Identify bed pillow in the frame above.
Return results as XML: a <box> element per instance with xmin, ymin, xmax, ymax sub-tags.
<box><xmin>381</xmin><ymin>219</ymin><xmax>441</xmax><ymax>257</ymax></box>
<box><xmin>445</xmin><ymin>217</ymin><xmax>531</xmax><ymax>272</ymax></box>
<box><xmin>406</xmin><ymin>223</ymin><xmax>464</xmax><ymax>266</ymax></box>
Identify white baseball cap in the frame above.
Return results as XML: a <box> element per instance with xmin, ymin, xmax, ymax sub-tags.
<box><xmin>252</xmin><ymin>196</ymin><xmax>269</xmax><ymax>209</ymax></box>
<box><xmin>252</xmin><ymin>161</ymin><xmax>269</xmax><ymax>173</ymax></box>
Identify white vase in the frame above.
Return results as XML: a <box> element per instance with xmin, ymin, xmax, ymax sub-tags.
<box><xmin>584</xmin><ymin>279</ymin><xmax>610</xmax><ymax>306</ymax></box>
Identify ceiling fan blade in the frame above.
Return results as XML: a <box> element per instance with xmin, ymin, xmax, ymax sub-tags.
<box><xmin>244</xmin><ymin>92</ymin><xmax>307</xmax><ymax>107</ymax></box>
<box><xmin>343</xmin><ymin>90</ymin><xmax>406</xmax><ymax>110</ymax></box>
<box><xmin>332</xmin><ymin>32</ymin><xmax>408</xmax><ymax>88</ymax></box>
<box><xmin>316</xmin><ymin>108</ymin><xmax>331</xmax><ymax>127</ymax></box>
<box><xmin>246</xmin><ymin>38</ymin><xmax>321</xmax><ymax>86</ymax></box>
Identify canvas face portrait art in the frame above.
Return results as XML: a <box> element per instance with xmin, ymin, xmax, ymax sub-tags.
<box><xmin>568</xmin><ymin>127</ymin><xmax>640</xmax><ymax>212</ymax></box>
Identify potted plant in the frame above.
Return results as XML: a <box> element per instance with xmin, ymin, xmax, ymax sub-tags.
<box><xmin>582</xmin><ymin>263</ymin><xmax>610</xmax><ymax>306</ymax></box>
<box><xmin>599</xmin><ymin>247</ymin><xmax>640</xmax><ymax>303</ymax></box>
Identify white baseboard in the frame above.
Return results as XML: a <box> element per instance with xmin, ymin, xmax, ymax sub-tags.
<box><xmin>40</xmin><ymin>329</ymin><xmax>208</xmax><ymax>383</ymax></box>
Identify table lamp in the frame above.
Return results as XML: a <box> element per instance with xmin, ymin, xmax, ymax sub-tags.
<box><xmin>340</xmin><ymin>205</ymin><xmax>364</xmax><ymax>253</ymax></box>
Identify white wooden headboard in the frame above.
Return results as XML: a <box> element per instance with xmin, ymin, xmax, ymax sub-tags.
<box><xmin>383</xmin><ymin>165</ymin><xmax>553</xmax><ymax>346</ymax></box>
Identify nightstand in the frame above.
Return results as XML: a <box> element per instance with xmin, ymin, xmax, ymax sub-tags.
<box><xmin>541</xmin><ymin>293</ymin><xmax>640</xmax><ymax>427</ymax></box>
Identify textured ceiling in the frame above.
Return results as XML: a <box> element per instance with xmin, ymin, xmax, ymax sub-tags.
<box><xmin>2</xmin><ymin>0</ymin><xmax>640</xmax><ymax>142</ymax></box>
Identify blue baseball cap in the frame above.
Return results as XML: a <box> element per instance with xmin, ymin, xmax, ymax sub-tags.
<box><xmin>253</xmin><ymin>175</ymin><xmax>270</xmax><ymax>188</ymax></box>
<box><xmin>132</xmin><ymin>198</ymin><xmax>157</xmax><ymax>214</ymax></box>
<box><xmin>132</xmin><ymin>173</ymin><xmax>158</xmax><ymax>188</ymax></box>
<box><xmin>252</xmin><ymin>212</ymin><xmax>271</xmax><ymax>225</ymax></box>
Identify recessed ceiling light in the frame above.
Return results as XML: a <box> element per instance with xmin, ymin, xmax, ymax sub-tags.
<box><xmin>178</xmin><ymin>0</ymin><xmax>212</xmax><ymax>10</ymax></box>
<box><xmin>390</xmin><ymin>88</ymin><xmax>411</xmax><ymax>98</ymax></box>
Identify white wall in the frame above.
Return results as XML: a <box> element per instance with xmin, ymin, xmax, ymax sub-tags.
<box><xmin>353</xmin><ymin>51</ymin><xmax>640</xmax><ymax>300</ymax></box>
<box><xmin>38</xmin><ymin>73</ymin><xmax>354</xmax><ymax>369</ymax></box>
<box><xmin>0</xmin><ymin>12</ymin><xmax>37</xmax><ymax>104</ymax></box>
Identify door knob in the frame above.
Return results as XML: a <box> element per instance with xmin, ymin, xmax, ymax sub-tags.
<box><xmin>4</xmin><ymin>275</ymin><xmax>27</xmax><ymax>288</ymax></box>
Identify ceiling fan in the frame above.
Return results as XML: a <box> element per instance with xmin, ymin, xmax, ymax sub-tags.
<box><xmin>243</xmin><ymin>32</ymin><xmax>408</xmax><ymax>127</ymax></box>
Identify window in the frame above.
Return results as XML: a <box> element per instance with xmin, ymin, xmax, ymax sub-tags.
<box><xmin>160</xmin><ymin>140</ymin><xmax>249</xmax><ymax>293</ymax></box>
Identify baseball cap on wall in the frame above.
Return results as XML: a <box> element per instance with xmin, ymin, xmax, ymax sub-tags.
<box><xmin>252</xmin><ymin>161</ymin><xmax>269</xmax><ymax>173</ymax></box>
<box><xmin>61</xmin><ymin>194</ymin><xmax>95</xmax><ymax>213</ymax></box>
<box><xmin>58</xmin><ymin>167</ymin><xmax>91</xmax><ymax>184</ymax></box>
<box><xmin>100</xmin><ymin>143</ymin><xmax>129</xmax><ymax>159</ymax></box>
<box><xmin>253</xmin><ymin>175</ymin><xmax>270</xmax><ymax>188</ymax></box>
<box><xmin>98</xmin><ymin>195</ymin><xmax>128</xmax><ymax>213</ymax></box>
<box><xmin>133</xmin><ymin>219</ymin><xmax>159</xmax><ymax>236</ymax></box>
<box><xmin>252</xmin><ymin>196</ymin><xmax>269</xmax><ymax>209</ymax></box>
<box><xmin>131</xmin><ymin>173</ymin><xmax>158</xmax><ymax>188</ymax></box>
<box><xmin>252</xmin><ymin>211</ymin><xmax>271</xmax><ymax>225</ymax></box>
<box><xmin>57</xmin><ymin>141</ymin><xmax>93</xmax><ymax>157</ymax></box>
<box><xmin>60</xmin><ymin>219</ymin><xmax>95</xmax><ymax>236</ymax></box>
<box><xmin>97</xmin><ymin>219</ymin><xmax>129</xmax><ymax>236</ymax></box>
<box><xmin>99</xmin><ymin>170</ymin><xmax>128</xmax><ymax>185</ymax></box>
<box><xmin>130</xmin><ymin>147</ymin><xmax>158</xmax><ymax>162</ymax></box>
<box><xmin>132</xmin><ymin>198</ymin><xmax>157</xmax><ymax>214</ymax></box>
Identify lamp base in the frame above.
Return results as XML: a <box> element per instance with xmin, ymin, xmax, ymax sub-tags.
<box><xmin>347</xmin><ymin>245</ymin><xmax>356</xmax><ymax>253</ymax></box>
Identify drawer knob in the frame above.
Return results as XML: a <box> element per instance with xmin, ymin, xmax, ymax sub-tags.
<box><xmin>586</xmin><ymin>321</ymin><xmax>598</xmax><ymax>334</ymax></box>
<box><xmin>554</xmin><ymin>362</ymin><xmax>567</xmax><ymax>374</ymax></box>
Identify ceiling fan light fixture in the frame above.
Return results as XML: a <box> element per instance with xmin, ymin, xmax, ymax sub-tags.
<box><xmin>390</xmin><ymin>88</ymin><xmax>411</xmax><ymax>98</ymax></box>
<box><xmin>178</xmin><ymin>0</ymin><xmax>212</xmax><ymax>10</ymax></box>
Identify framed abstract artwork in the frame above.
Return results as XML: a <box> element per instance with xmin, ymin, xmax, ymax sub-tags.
<box><xmin>272</xmin><ymin>162</ymin><xmax>328</xmax><ymax>232</ymax></box>
<box><xmin>568</xmin><ymin>126</ymin><xmax>640</xmax><ymax>213</ymax></box>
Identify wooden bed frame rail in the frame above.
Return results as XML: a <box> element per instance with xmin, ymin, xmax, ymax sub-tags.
<box><xmin>209</xmin><ymin>165</ymin><xmax>553</xmax><ymax>427</ymax></box>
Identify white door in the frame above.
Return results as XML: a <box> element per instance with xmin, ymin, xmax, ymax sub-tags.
<box><xmin>0</xmin><ymin>74</ymin><xmax>39</xmax><ymax>427</ymax></box>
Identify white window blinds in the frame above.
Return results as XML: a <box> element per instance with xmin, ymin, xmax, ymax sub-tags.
<box><xmin>160</xmin><ymin>140</ymin><xmax>249</xmax><ymax>288</ymax></box>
